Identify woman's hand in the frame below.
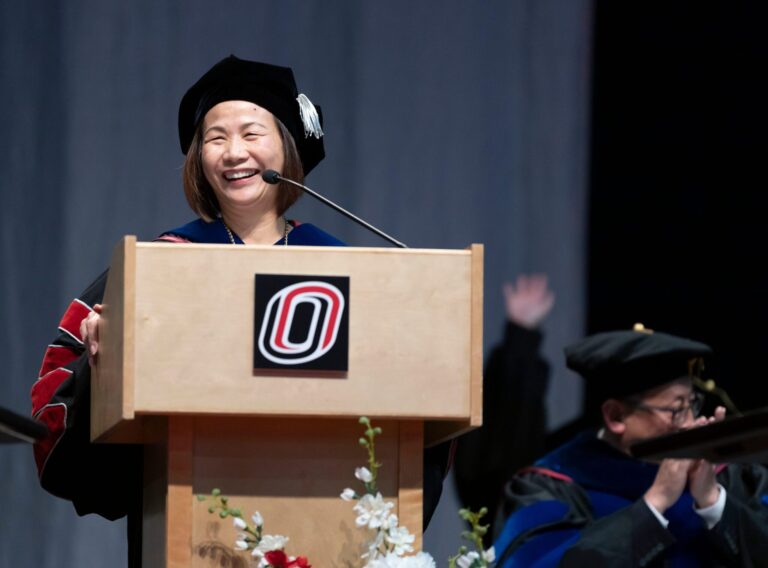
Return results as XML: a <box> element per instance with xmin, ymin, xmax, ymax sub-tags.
<box><xmin>79</xmin><ymin>304</ymin><xmax>103</xmax><ymax>367</ymax></box>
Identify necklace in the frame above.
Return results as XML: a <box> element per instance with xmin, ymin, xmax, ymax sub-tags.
<box><xmin>223</xmin><ymin>217</ymin><xmax>289</xmax><ymax>246</ymax></box>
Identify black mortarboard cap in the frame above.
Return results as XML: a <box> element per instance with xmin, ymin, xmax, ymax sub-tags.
<box><xmin>565</xmin><ymin>324</ymin><xmax>712</xmax><ymax>400</ymax></box>
<box><xmin>178</xmin><ymin>55</ymin><xmax>325</xmax><ymax>175</ymax></box>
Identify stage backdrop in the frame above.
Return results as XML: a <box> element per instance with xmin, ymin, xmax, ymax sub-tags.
<box><xmin>0</xmin><ymin>1</ymin><xmax>592</xmax><ymax>565</ymax></box>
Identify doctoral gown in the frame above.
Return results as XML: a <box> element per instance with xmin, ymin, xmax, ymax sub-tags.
<box><xmin>494</xmin><ymin>430</ymin><xmax>768</xmax><ymax>567</ymax></box>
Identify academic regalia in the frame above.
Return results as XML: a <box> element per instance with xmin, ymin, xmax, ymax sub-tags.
<box><xmin>494</xmin><ymin>430</ymin><xmax>768</xmax><ymax>567</ymax></box>
<box><xmin>162</xmin><ymin>218</ymin><xmax>345</xmax><ymax>246</ymax></box>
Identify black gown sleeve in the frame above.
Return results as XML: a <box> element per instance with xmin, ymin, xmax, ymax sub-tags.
<box><xmin>423</xmin><ymin>440</ymin><xmax>454</xmax><ymax>530</ymax></box>
<box><xmin>453</xmin><ymin>321</ymin><xmax>550</xmax><ymax>541</ymax></box>
<box><xmin>32</xmin><ymin>270</ymin><xmax>142</xmax><ymax>520</ymax></box>
<box><xmin>707</xmin><ymin>464</ymin><xmax>768</xmax><ymax>567</ymax></box>
<box><xmin>559</xmin><ymin>499</ymin><xmax>676</xmax><ymax>567</ymax></box>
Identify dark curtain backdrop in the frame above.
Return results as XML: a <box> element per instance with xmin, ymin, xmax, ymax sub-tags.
<box><xmin>0</xmin><ymin>1</ymin><xmax>592</xmax><ymax>565</ymax></box>
<box><xmin>588</xmin><ymin>2</ymin><xmax>768</xmax><ymax>418</ymax></box>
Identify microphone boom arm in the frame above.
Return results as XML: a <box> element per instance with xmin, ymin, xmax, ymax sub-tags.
<box><xmin>263</xmin><ymin>170</ymin><xmax>408</xmax><ymax>248</ymax></box>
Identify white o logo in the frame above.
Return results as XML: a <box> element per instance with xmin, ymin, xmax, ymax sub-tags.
<box><xmin>257</xmin><ymin>281</ymin><xmax>345</xmax><ymax>365</ymax></box>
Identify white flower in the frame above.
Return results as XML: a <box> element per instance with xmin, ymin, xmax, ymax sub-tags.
<box><xmin>385</xmin><ymin>525</ymin><xmax>415</xmax><ymax>555</ymax></box>
<box><xmin>362</xmin><ymin>529</ymin><xmax>386</xmax><ymax>560</ymax></box>
<box><xmin>251</xmin><ymin>511</ymin><xmax>264</xmax><ymax>526</ymax></box>
<box><xmin>365</xmin><ymin>551</ymin><xmax>437</xmax><ymax>567</ymax></box>
<box><xmin>234</xmin><ymin>538</ymin><xmax>249</xmax><ymax>551</ymax></box>
<box><xmin>340</xmin><ymin>487</ymin><xmax>357</xmax><ymax>501</ymax></box>
<box><xmin>382</xmin><ymin>513</ymin><xmax>399</xmax><ymax>531</ymax></box>
<box><xmin>482</xmin><ymin>546</ymin><xmax>496</xmax><ymax>563</ymax></box>
<box><xmin>355</xmin><ymin>466</ymin><xmax>374</xmax><ymax>483</ymax></box>
<box><xmin>456</xmin><ymin>551</ymin><xmax>482</xmax><ymax>568</ymax></box>
<box><xmin>353</xmin><ymin>492</ymin><xmax>395</xmax><ymax>530</ymax></box>
<box><xmin>251</xmin><ymin>534</ymin><xmax>289</xmax><ymax>558</ymax></box>
<box><xmin>233</xmin><ymin>517</ymin><xmax>247</xmax><ymax>530</ymax></box>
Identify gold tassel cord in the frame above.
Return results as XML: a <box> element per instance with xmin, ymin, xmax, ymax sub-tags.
<box><xmin>692</xmin><ymin>376</ymin><xmax>742</xmax><ymax>416</ymax></box>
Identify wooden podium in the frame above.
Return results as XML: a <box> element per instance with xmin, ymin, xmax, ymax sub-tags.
<box><xmin>92</xmin><ymin>237</ymin><xmax>483</xmax><ymax>567</ymax></box>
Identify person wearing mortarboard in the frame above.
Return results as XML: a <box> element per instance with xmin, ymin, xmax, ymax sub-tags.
<box><xmin>493</xmin><ymin>324</ymin><xmax>768</xmax><ymax>567</ymax></box>
<box><xmin>30</xmin><ymin>56</ymin><xmax>450</xmax><ymax>567</ymax></box>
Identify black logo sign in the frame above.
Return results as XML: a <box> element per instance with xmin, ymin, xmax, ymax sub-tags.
<box><xmin>254</xmin><ymin>274</ymin><xmax>349</xmax><ymax>372</ymax></box>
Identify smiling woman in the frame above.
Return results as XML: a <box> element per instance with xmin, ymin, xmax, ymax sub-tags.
<box><xmin>196</xmin><ymin>101</ymin><xmax>289</xmax><ymax>243</ymax></box>
<box><xmin>29</xmin><ymin>55</ymin><xmax>348</xmax><ymax>567</ymax></box>
<box><xmin>171</xmin><ymin>55</ymin><xmax>335</xmax><ymax>246</ymax></box>
<box><xmin>31</xmin><ymin>56</ymin><xmax>452</xmax><ymax>567</ymax></box>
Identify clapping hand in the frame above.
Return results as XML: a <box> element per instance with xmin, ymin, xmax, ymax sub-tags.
<box><xmin>644</xmin><ymin>406</ymin><xmax>727</xmax><ymax>513</ymax></box>
<box><xmin>688</xmin><ymin>406</ymin><xmax>727</xmax><ymax>508</ymax></box>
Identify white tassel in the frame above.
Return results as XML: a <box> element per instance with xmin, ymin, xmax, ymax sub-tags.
<box><xmin>296</xmin><ymin>93</ymin><xmax>324</xmax><ymax>139</ymax></box>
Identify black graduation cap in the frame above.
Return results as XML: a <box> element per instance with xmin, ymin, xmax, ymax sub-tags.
<box><xmin>178</xmin><ymin>55</ymin><xmax>325</xmax><ymax>175</ymax></box>
<box><xmin>565</xmin><ymin>324</ymin><xmax>712</xmax><ymax>400</ymax></box>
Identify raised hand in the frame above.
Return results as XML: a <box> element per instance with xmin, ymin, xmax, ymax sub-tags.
<box><xmin>503</xmin><ymin>274</ymin><xmax>555</xmax><ymax>329</ymax></box>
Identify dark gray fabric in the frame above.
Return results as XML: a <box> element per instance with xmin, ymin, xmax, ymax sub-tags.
<box><xmin>0</xmin><ymin>1</ymin><xmax>591</xmax><ymax>565</ymax></box>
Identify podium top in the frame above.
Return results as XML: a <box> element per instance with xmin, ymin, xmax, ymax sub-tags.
<box><xmin>92</xmin><ymin>237</ymin><xmax>484</xmax><ymax>445</ymax></box>
<box><xmin>632</xmin><ymin>408</ymin><xmax>768</xmax><ymax>463</ymax></box>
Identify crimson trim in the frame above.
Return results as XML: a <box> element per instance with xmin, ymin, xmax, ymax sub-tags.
<box><xmin>33</xmin><ymin>404</ymin><xmax>66</xmax><ymax>476</ymax></box>
<box><xmin>58</xmin><ymin>300</ymin><xmax>92</xmax><ymax>343</ymax></box>
<box><xmin>38</xmin><ymin>345</ymin><xmax>79</xmax><ymax>378</ymax></box>
<box><xmin>31</xmin><ymin>368</ymin><xmax>72</xmax><ymax>416</ymax></box>
<box><xmin>519</xmin><ymin>466</ymin><xmax>575</xmax><ymax>483</ymax></box>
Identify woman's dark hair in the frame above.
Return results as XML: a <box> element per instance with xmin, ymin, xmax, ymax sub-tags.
<box><xmin>182</xmin><ymin>116</ymin><xmax>304</xmax><ymax>221</ymax></box>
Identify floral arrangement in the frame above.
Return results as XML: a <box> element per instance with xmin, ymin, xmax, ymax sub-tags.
<box><xmin>339</xmin><ymin>417</ymin><xmax>431</xmax><ymax>567</ymax></box>
<box><xmin>447</xmin><ymin>509</ymin><xmax>496</xmax><ymax>568</ymax></box>
<box><xmin>198</xmin><ymin>417</ymin><xmax>495</xmax><ymax>568</ymax></box>
<box><xmin>197</xmin><ymin>489</ymin><xmax>309</xmax><ymax>568</ymax></box>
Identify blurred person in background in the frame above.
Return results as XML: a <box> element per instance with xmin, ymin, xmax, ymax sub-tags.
<box><xmin>454</xmin><ymin>274</ymin><xmax>555</xmax><ymax>545</ymax></box>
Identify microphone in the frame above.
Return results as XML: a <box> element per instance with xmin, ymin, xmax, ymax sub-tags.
<box><xmin>262</xmin><ymin>170</ymin><xmax>408</xmax><ymax>248</ymax></box>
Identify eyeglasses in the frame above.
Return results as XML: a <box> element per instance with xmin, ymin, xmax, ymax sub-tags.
<box><xmin>626</xmin><ymin>391</ymin><xmax>705</xmax><ymax>426</ymax></box>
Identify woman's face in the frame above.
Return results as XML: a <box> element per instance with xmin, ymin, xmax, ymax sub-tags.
<box><xmin>201</xmin><ymin>100</ymin><xmax>285</xmax><ymax>214</ymax></box>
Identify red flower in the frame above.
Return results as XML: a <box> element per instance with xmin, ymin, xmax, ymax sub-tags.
<box><xmin>263</xmin><ymin>550</ymin><xmax>311</xmax><ymax>568</ymax></box>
